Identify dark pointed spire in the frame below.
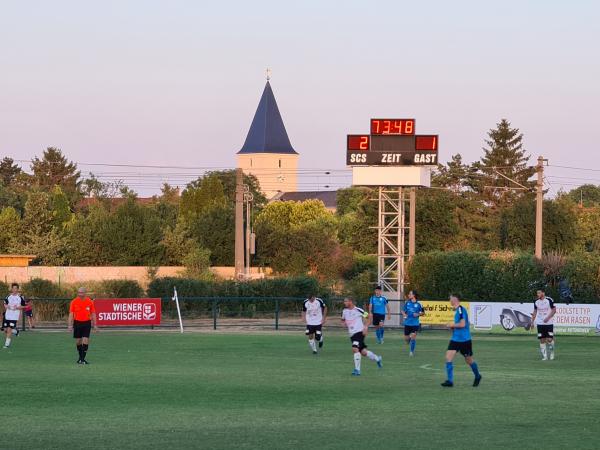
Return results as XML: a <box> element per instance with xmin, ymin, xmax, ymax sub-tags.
<box><xmin>238</xmin><ymin>81</ymin><xmax>297</xmax><ymax>154</ymax></box>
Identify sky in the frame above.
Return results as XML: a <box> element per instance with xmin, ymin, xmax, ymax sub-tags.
<box><xmin>1</xmin><ymin>0</ymin><xmax>599</xmax><ymax>195</ymax></box>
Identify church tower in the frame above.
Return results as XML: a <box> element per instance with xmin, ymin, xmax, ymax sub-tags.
<box><xmin>237</xmin><ymin>80</ymin><xmax>298</xmax><ymax>199</ymax></box>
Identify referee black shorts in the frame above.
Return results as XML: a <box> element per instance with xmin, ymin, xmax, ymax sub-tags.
<box><xmin>73</xmin><ymin>320</ymin><xmax>92</xmax><ymax>339</ymax></box>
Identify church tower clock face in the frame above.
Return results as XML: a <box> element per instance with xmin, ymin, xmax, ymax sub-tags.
<box><xmin>277</xmin><ymin>174</ymin><xmax>285</xmax><ymax>183</ymax></box>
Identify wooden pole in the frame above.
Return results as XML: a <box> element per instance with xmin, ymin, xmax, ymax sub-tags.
<box><xmin>535</xmin><ymin>156</ymin><xmax>544</xmax><ymax>259</ymax></box>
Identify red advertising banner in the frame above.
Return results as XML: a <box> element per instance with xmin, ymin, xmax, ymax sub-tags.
<box><xmin>95</xmin><ymin>298</ymin><xmax>161</xmax><ymax>326</ymax></box>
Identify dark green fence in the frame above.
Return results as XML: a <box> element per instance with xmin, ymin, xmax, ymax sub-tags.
<box><xmin>18</xmin><ymin>297</ymin><xmax>407</xmax><ymax>331</ymax></box>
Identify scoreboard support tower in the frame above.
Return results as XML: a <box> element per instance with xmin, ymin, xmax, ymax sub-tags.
<box><xmin>376</xmin><ymin>187</ymin><xmax>415</xmax><ymax>325</ymax></box>
<box><xmin>347</xmin><ymin>118</ymin><xmax>438</xmax><ymax>326</ymax></box>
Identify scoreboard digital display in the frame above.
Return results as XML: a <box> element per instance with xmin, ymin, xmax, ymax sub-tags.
<box><xmin>347</xmin><ymin>118</ymin><xmax>438</xmax><ymax>166</ymax></box>
<box><xmin>371</xmin><ymin>119</ymin><xmax>415</xmax><ymax>135</ymax></box>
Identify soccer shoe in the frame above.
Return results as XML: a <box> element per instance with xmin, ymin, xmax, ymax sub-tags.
<box><xmin>351</xmin><ymin>369</ymin><xmax>361</xmax><ymax>376</ymax></box>
<box><xmin>376</xmin><ymin>356</ymin><xmax>383</xmax><ymax>369</ymax></box>
<box><xmin>380</xmin><ymin>339</ymin><xmax>384</xmax><ymax>344</ymax></box>
<box><xmin>318</xmin><ymin>340</ymin><xmax>323</xmax><ymax>348</ymax></box>
<box><xmin>473</xmin><ymin>375</ymin><xmax>482</xmax><ymax>387</ymax></box>
<box><xmin>313</xmin><ymin>350</ymin><xmax>318</xmax><ymax>355</ymax></box>
<box><xmin>409</xmin><ymin>352</ymin><xmax>415</xmax><ymax>357</ymax></box>
<box><xmin>542</xmin><ymin>357</ymin><xmax>548</xmax><ymax>361</ymax></box>
<box><xmin>77</xmin><ymin>360</ymin><xmax>83</xmax><ymax>364</ymax></box>
<box><xmin>81</xmin><ymin>360</ymin><xmax>90</xmax><ymax>365</ymax></box>
<box><xmin>441</xmin><ymin>380</ymin><xmax>454</xmax><ymax>387</ymax></box>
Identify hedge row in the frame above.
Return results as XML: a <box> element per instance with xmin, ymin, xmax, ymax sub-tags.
<box><xmin>409</xmin><ymin>251</ymin><xmax>600</xmax><ymax>303</ymax></box>
<box><xmin>147</xmin><ymin>275</ymin><xmax>328</xmax><ymax>299</ymax></box>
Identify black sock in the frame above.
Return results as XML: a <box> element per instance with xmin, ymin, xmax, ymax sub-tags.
<box><xmin>82</xmin><ymin>344</ymin><xmax>88</xmax><ymax>361</ymax></box>
<box><xmin>77</xmin><ymin>344</ymin><xmax>83</xmax><ymax>360</ymax></box>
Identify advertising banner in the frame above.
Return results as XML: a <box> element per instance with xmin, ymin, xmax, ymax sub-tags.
<box><xmin>420</xmin><ymin>301</ymin><xmax>470</xmax><ymax>325</ymax></box>
<box><xmin>95</xmin><ymin>298</ymin><xmax>161</xmax><ymax>326</ymax></box>
<box><xmin>469</xmin><ymin>302</ymin><xmax>600</xmax><ymax>335</ymax></box>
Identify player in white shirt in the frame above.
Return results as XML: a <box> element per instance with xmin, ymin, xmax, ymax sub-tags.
<box><xmin>302</xmin><ymin>295</ymin><xmax>327</xmax><ymax>354</ymax></box>
<box><xmin>531</xmin><ymin>288</ymin><xmax>557</xmax><ymax>360</ymax></box>
<box><xmin>4</xmin><ymin>283</ymin><xmax>25</xmax><ymax>348</ymax></box>
<box><xmin>341</xmin><ymin>297</ymin><xmax>382</xmax><ymax>376</ymax></box>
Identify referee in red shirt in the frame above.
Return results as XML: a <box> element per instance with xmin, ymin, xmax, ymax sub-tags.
<box><xmin>67</xmin><ymin>287</ymin><xmax>98</xmax><ymax>364</ymax></box>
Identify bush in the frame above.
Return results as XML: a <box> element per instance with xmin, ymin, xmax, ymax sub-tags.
<box><xmin>22</xmin><ymin>278</ymin><xmax>66</xmax><ymax>298</ymax></box>
<box><xmin>408</xmin><ymin>251</ymin><xmax>600</xmax><ymax>303</ymax></box>
<box><xmin>147</xmin><ymin>275</ymin><xmax>331</xmax><ymax>318</ymax></box>
<box><xmin>0</xmin><ymin>281</ymin><xmax>8</xmax><ymax>296</ymax></box>
<box><xmin>96</xmin><ymin>280</ymin><xmax>144</xmax><ymax>298</ymax></box>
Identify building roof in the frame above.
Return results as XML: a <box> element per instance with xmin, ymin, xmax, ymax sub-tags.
<box><xmin>274</xmin><ymin>191</ymin><xmax>338</xmax><ymax>210</ymax></box>
<box><xmin>238</xmin><ymin>81</ymin><xmax>298</xmax><ymax>155</ymax></box>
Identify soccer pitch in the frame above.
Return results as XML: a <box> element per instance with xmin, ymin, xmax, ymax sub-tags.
<box><xmin>7</xmin><ymin>330</ymin><xmax>599</xmax><ymax>450</ymax></box>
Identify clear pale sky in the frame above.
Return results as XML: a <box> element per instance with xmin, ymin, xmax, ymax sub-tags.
<box><xmin>1</xmin><ymin>0</ymin><xmax>599</xmax><ymax>194</ymax></box>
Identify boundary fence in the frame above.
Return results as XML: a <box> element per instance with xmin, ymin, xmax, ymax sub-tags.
<box><xmin>18</xmin><ymin>297</ymin><xmax>410</xmax><ymax>331</ymax></box>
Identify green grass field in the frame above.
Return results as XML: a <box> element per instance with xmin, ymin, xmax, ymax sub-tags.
<box><xmin>5</xmin><ymin>330</ymin><xmax>600</xmax><ymax>449</ymax></box>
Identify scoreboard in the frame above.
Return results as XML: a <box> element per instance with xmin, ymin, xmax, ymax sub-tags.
<box><xmin>347</xmin><ymin>118</ymin><xmax>438</xmax><ymax>166</ymax></box>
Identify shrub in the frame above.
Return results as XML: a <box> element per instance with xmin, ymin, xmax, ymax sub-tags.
<box><xmin>409</xmin><ymin>251</ymin><xmax>600</xmax><ymax>303</ymax></box>
<box><xmin>97</xmin><ymin>280</ymin><xmax>144</xmax><ymax>298</ymax></box>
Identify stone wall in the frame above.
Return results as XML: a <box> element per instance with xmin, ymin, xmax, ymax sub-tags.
<box><xmin>0</xmin><ymin>266</ymin><xmax>269</xmax><ymax>288</ymax></box>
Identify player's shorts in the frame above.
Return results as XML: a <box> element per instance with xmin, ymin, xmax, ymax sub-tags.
<box><xmin>537</xmin><ymin>324</ymin><xmax>554</xmax><ymax>339</ymax></box>
<box><xmin>404</xmin><ymin>325</ymin><xmax>420</xmax><ymax>336</ymax></box>
<box><xmin>2</xmin><ymin>319</ymin><xmax>17</xmax><ymax>329</ymax></box>
<box><xmin>25</xmin><ymin>310</ymin><xmax>33</xmax><ymax>317</ymax></box>
<box><xmin>73</xmin><ymin>320</ymin><xmax>92</xmax><ymax>339</ymax></box>
<box><xmin>372</xmin><ymin>313</ymin><xmax>386</xmax><ymax>326</ymax></box>
<box><xmin>305</xmin><ymin>324</ymin><xmax>322</xmax><ymax>336</ymax></box>
<box><xmin>350</xmin><ymin>331</ymin><xmax>367</xmax><ymax>351</ymax></box>
<box><xmin>448</xmin><ymin>340</ymin><xmax>473</xmax><ymax>357</ymax></box>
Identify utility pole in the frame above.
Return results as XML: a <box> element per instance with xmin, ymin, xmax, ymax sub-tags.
<box><xmin>535</xmin><ymin>156</ymin><xmax>545</xmax><ymax>259</ymax></box>
<box><xmin>244</xmin><ymin>188</ymin><xmax>253</xmax><ymax>278</ymax></box>
<box><xmin>234</xmin><ymin>168</ymin><xmax>245</xmax><ymax>279</ymax></box>
<box><xmin>408</xmin><ymin>187</ymin><xmax>416</xmax><ymax>259</ymax></box>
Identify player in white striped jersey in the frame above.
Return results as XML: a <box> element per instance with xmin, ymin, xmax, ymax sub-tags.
<box><xmin>341</xmin><ymin>297</ymin><xmax>382</xmax><ymax>376</ymax></box>
<box><xmin>302</xmin><ymin>295</ymin><xmax>327</xmax><ymax>354</ymax></box>
<box><xmin>531</xmin><ymin>288</ymin><xmax>557</xmax><ymax>360</ymax></box>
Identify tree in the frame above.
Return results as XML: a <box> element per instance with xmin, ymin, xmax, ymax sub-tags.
<box><xmin>95</xmin><ymin>199</ymin><xmax>165</xmax><ymax>265</ymax></box>
<box><xmin>254</xmin><ymin>200</ymin><xmax>351</xmax><ymax>278</ymax></box>
<box><xmin>161</xmin><ymin>221</ymin><xmax>198</xmax><ymax>265</ymax></box>
<box><xmin>565</xmin><ymin>184</ymin><xmax>600</xmax><ymax>208</ymax></box>
<box><xmin>11</xmin><ymin>229</ymin><xmax>67</xmax><ymax>265</ymax></box>
<box><xmin>188</xmin><ymin>204</ymin><xmax>235</xmax><ymax>266</ymax></box>
<box><xmin>499</xmin><ymin>196</ymin><xmax>578</xmax><ymax>252</ymax></box>
<box><xmin>50</xmin><ymin>186</ymin><xmax>73</xmax><ymax>228</ymax></box>
<box><xmin>574</xmin><ymin>207</ymin><xmax>600</xmax><ymax>252</ymax></box>
<box><xmin>432</xmin><ymin>154</ymin><xmax>475</xmax><ymax>193</ymax></box>
<box><xmin>0</xmin><ymin>157</ymin><xmax>23</xmax><ymax>186</ymax></box>
<box><xmin>180</xmin><ymin>175</ymin><xmax>227</xmax><ymax>220</ymax></box>
<box><xmin>22</xmin><ymin>191</ymin><xmax>53</xmax><ymax>236</ymax></box>
<box><xmin>0</xmin><ymin>207</ymin><xmax>21</xmax><ymax>252</ymax></box>
<box><xmin>473</xmin><ymin>120</ymin><xmax>536</xmax><ymax>208</ymax></box>
<box><xmin>336</xmin><ymin>187</ymin><xmax>371</xmax><ymax>216</ymax></box>
<box><xmin>30</xmin><ymin>148</ymin><xmax>81</xmax><ymax>202</ymax></box>
<box><xmin>205</xmin><ymin>170</ymin><xmax>266</xmax><ymax>208</ymax></box>
<box><xmin>415</xmin><ymin>189</ymin><xmax>460</xmax><ymax>251</ymax></box>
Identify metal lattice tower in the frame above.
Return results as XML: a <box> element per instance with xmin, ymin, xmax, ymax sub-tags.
<box><xmin>376</xmin><ymin>187</ymin><xmax>412</xmax><ymax>302</ymax></box>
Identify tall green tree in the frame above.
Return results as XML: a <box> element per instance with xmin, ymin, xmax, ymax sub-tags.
<box><xmin>473</xmin><ymin>119</ymin><xmax>536</xmax><ymax>208</ymax></box>
<box><xmin>31</xmin><ymin>148</ymin><xmax>81</xmax><ymax>203</ymax></box>
<box><xmin>0</xmin><ymin>157</ymin><xmax>23</xmax><ymax>186</ymax></box>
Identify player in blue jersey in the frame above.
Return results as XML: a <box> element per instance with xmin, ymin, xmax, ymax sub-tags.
<box><xmin>369</xmin><ymin>286</ymin><xmax>390</xmax><ymax>344</ymax></box>
<box><xmin>441</xmin><ymin>294</ymin><xmax>482</xmax><ymax>388</ymax></box>
<box><xmin>402</xmin><ymin>290</ymin><xmax>425</xmax><ymax>356</ymax></box>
